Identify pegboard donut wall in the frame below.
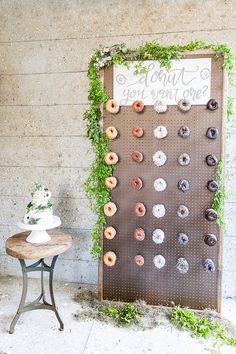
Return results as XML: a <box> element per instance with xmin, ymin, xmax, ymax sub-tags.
<box><xmin>100</xmin><ymin>53</ymin><xmax>225</xmax><ymax>311</ymax></box>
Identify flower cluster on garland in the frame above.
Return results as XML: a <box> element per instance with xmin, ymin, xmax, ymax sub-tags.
<box><xmin>83</xmin><ymin>41</ymin><xmax>235</xmax><ymax>259</ymax></box>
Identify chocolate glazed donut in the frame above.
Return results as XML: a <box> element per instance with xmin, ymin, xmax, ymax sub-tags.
<box><xmin>206</xmin><ymin>155</ymin><xmax>218</xmax><ymax>166</ymax></box>
<box><xmin>205</xmin><ymin>208</ymin><xmax>218</xmax><ymax>221</ymax></box>
<box><xmin>131</xmin><ymin>151</ymin><xmax>144</xmax><ymax>163</ymax></box>
<box><xmin>207</xmin><ymin>99</ymin><xmax>218</xmax><ymax>111</ymax></box>
<box><xmin>204</xmin><ymin>234</ymin><xmax>217</xmax><ymax>246</ymax></box>
<box><xmin>206</xmin><ymin>127</ymin><xmax>219</xmax><ymax>139</ymax></box>
<box><xmin>131</xmin><ymin>177</ymin><xmax>143</xmax><ymax>190</ymax></box>
<box><xmin>207</xmin><ymin>180</ymin><xmax>218</xmax><ymax>192</ymax></box>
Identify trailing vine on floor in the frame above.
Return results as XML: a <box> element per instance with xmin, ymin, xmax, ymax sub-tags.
<box><xmin>83</xmin><ymin>40</ymin><xmax>235</xmax><ymax>259</ymax></box>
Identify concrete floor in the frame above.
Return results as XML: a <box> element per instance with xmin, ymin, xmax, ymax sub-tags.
<box><xmin>0</xmin><ymin>276</ymin><xmax>235</xmax><ymax>354</ymax></box>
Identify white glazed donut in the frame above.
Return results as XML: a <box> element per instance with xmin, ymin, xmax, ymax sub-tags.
<box><xmin>153</xmin><ymin>178</ymin><xmax>167</xmax><ymax>192</ymax></box>
<box><xmin>154</xmin><ymin>100</ymin><xmax>168</xmax><ymax>113</ymax></box>
<box><xmin>178</xmin><ymin>153</ymin><xmax>190</xmax><ymax>166</ymax></box>
<box><xmin>152</xmin><ymin>204</ymin><xmax>165</xmax><ymax>218</ymax></box>
<box><xmin>153</xmin><ymin>151</ymin><xmax>167</xmax><ymax>166</ymax></box>
<box><xmin>152</xmin><ymin>229</ymin><xmax>165</xmax><ymax>244</ymax></box>
<box><xmin>105</xmin><ymin>99</ymin><xmax>120</xmax><ymax>114</ymax></box>
<box><xmin>153</xmin><ymin>255</ymin><xmax>166</xmax><ymax>269</ymax></box>
<box><xmin>154</xmin><ymin>126</ymin><xmax>168</xmax><ymax>139</ymax></box>
<box><xmin>176</xmin><ymin>258</ymin><xmax>189</xmax><ymax>274</ymax></box>
<box><xmin>177</xmin><ymin>205</ymin><xmax>189</xmax><ymax>218</ymax></box>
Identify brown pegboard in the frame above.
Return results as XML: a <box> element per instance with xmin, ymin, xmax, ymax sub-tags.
<box><xmin>100</xmin><ymin>52</ymin><xmax>225</xmax><ymax>311</ymax></box>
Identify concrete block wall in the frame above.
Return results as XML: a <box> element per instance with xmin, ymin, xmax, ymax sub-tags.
<box><xmin>0</xmin><ymin>0</ymin><xmax>235</xmax><ymax>297</ymax></box>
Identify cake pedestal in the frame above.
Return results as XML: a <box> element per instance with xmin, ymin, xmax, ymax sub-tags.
<box><xmin>17</xmin><ymin>216</ymin><xmax>61</xmax><ymax>244</ymax></box>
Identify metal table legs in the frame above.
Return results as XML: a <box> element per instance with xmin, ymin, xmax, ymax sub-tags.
<box><xmin>9</xmin><ymin>256</ymin><xmax>63</xmax><ymax>334</ymax></box>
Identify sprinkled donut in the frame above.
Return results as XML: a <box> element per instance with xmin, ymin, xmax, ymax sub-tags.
<box><xmin>153</xmin><ymin>255</ymin><xmax>166</xmax><ymax>269</ymax></box>
<box><xmin>105</xmin><ymin>99</ymin><xmax>120</xmax><ymax>114</ymax></box>
<box><xmin>203</xmin><ymin>259</ymin><xmax>215</xmax><ymax>272</ymax></box>
<box><xmin>105</xmin><ymin>126</ymin><xmax>118</xmax><ymax>140</ymax></box>
<box><xmin>131</xmin><ymin>151</ymin><xmax>144</xmax><ymax>163</ymax></box>
<box><xmin>132</xmin><ymin>100</ymin><xmax>144</xmax><ymax>113</ymax></box>
<box><xmin>104</xmin><ymin>251</ymin><xmax>117</xmax><ymax>267</ymax></box>
<box><xmin>178</xmin><ymin>179</ymin><xmax>190</xmax><ymax>193</ymax></box>
<box><xmin>154</xmin><ymin>178</ymin><xmax>167</xmax><ymax>192</ymax></box>
<box><xmin>134</xmin><ymin>228</ymin><xmax>145</xmax><ymax>241</ymax></box>
<box><xmin>207</xmin><ymin>180</ymin><xmax>218</xmax><ymax>192</ymax></box>
<box><xmin>154</xmin><ymin>126</ymin><xmax>168</xmax><ymax>139</ymax></box>
<box><xmin>154</xmin><ymin>100</ymin><xmax>167</xmax><ymax>113</ymax></box>
<box><xmin>207</xmin><ymin>99</ymin><xmax>218</xmax><ymax>111</ymax></box>
<box><xmin>178</xmin><ymin>153</ymin><xmax>190</xmax><ymax>166</ymax></box>
<box><xmin>178</xmin><ymin>126</ymin><xmax>191</xmax><ymax>138</ymax></box>
<box><xmin>206</xmin><ymin>155</ymin><xmax>218</xmax><ymax>167</ymax></box>
<box><xmin>176</xmin><ymin>258</ymin><xmax>189</xmax><ymax>274</ymax></box>
<box><xmin>134</xmin><ymin>202</ymin><xmax>146</xmax><ymax>217</ymax></box>
<box><xmin>153</xmin><ymin>151</ymin><xmax>167</xmax><ymax>166</ymax></box>
<box><xmin>152</xmin><ymin>229</ymin><xmax>165</xmax><ymax>244</ymax></box>
<box><xmin>131</xmin><ymin>177</ymin><xmax>143</xmax><ymax>190</ymax></box>
<box><xmin>104</xmin><ymin>226</ymin><xmax>117</xmax><ymax>240</ymax></box>
<box><xmin>152</xmin><ymin>204</ymin><xmax>165</xmax><ymax>218</ymax></box>
<box><xmin>105</xmin><ymin>176</ymin><xmax>118</xmax><ymax>189</ymax></box>
<box><xmin>178</xmin><ymin>99</ymin><xmax>191</xmax><ymax>112</ymax></box>
<box><xmin>178</xmin><ymin>233</ymin><xmax>189</xmax><ymax>245</ymax></box>
<box><xmin>204</xmin><ymin>234</ymin><xmax>217</xmax><ymax>246</ymax></box>
<box><xmin>132</xmin><ymin>127</ymin><xmax>144</xmax><ymax>138</ymax></box>
<box><xmin>104</xmin><ymin>152</ymin><xmax>119</xmax><ymax>165</ymax></box>
<box><xmin>104</xmin><ymin>202</ymin><xmax>117</xmax><ymax>217</ymax></box>
<box><xmin>134</xmin><ymin>255</ymin><xmax>145</xmax><ymax>266</ymax></box>
<box><xmin>206</xmin><ymin>127</ymin><xmax>219</xmax><ymax>139</ymax></box>
<box><xmin>205</xmin><ymin>208</ymin><xmax>217</xmax><ymax>222</ymax></box>
<box><xmin>177</xmin><ymin>205</ymin><xmax>189</xmax><ymax>218</ymax></box>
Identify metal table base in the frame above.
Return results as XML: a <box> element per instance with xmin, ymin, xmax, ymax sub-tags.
<box><xmin>9</xmin><ymin>256</ymin><xmax>63</xmax><ymax>334</ymax></box>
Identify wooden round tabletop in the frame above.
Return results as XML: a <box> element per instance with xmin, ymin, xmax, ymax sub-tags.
<box><xmin>6</xmin><ymin>231</ymin><xmax>72</xmax><ymax>260</ymax></box>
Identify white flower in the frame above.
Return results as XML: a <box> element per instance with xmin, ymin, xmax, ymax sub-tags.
<box><xmin>32</xmin><ymin>190</ymin><xmax>45</xmax><ymax>206</ymax></box>
<box><xmin>103</xmin><ymin>47</ymin><xmax>110</xmax><ymax>53</ymax></box>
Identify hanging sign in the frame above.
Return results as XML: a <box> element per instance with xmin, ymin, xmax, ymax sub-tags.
<box><xmin>113</xmin><ymin>58</ymin><xmax>211</xmax><ymax>105</ymax></box>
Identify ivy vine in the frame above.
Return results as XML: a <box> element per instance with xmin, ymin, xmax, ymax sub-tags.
<box><xmin>83</xmin><ymin>41</ymin><xmax>235</xmax><ymax>259</ymax></box>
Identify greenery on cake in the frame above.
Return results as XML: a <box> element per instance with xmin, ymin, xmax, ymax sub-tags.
<box><xmin>83</xmin><ymin>41</ymin><xmax>235</xmax><ymax>259</ymax></box>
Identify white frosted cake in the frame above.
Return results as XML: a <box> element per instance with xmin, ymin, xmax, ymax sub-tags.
<box><xmin>23</xmin><ymin>183</ymin><xmax>53</xmax><ymax>225</ymax></box>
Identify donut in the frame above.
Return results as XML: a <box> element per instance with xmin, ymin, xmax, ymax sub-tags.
<box><xmin>154</xmin><ymin>126</ymin><xmax>168</xmax><ymax>139</ymax></box>
<box><xmin>131</xmin><ymin>151</ymin><xmax>144</xmax><ymax>163</ymax></box>
<box><xmin>178</xmin><ymin>126</ymin><xmax>191</xmax><ymax>138</ymax></box>
<box><xmin>152</xmin><ymin>204</ymin><xmax>165</xmax><ymax>218</ymax></box>
<box><xmin>207</xmin><ymin>99</ymin><xmax>218</xmax><ymax>111</ymax></box>
<box><xmin>154</xmin><ymin>178</ymin><xmax>167</xmax><ymax>192</ymax></box>
<box><xmin>154</xmin><ymin>100</ymin><xmax>167</xmax><ymax>113</ymax></box>
<box><xmin>105</xmin><ymin>177</ymin><xmax>118</xmax><ymax>189</ymax></box>
<box><xmin>206</xmin><ymin>127</ymin><xmax>219</xmax><ymax>139</ymax></box>
<box><xmin>204</xmin><ymin>234</ymin><xmax>217</xmax><ymax>247</ymax></box>
<box><xmin>131</xmin><ymin>177</ymin><xmax>143</xmax><ymax>190</ymax></box>
<box><xmin>152</xmin><ymin>229</ymin><xmax>165</xmax><ymax>244</ymax></box>
<box><xmin>178</xmin><ymin>233</ymin><xmax>189</xmax><ymax>245</ymax></box>
<box><xmin>176</xmin><ymin>258</ymin><xmax>189</xmax><ymax>274</ymax></box>
<box><xmin>134</xmin><ymin>202</ymin><xmax>146</xmax><ymax>217</ymax></box>
<box><xmin>206</xmin><ymin>155</ymin><xmax>218</xmax><ymax>167</ymax></box>
<box><xmin>105</xmin><ymin>99</ymin><xmax>120</xmax><ymax>114</ymax></box>
<box><xmin>153</xmin><ymin>255</ymin><xmax>166</xmax><ymax>269</ymax></box>
<box><xmin>178</xmin><ymin>153</ymin><xmax>190</xmax><ymax>166</ymax></box>
<box><xmin>104</xmin><ymin>202</ymin><xmax>117</xmax><ymax>217</ymax></box>
<box><xmin>104</xmin><ymin>251</ymin><xmax>117</xmax><ymax>266</ymax></box>
<box><xmin>205</xmin><ymin>208</ymin><xmax>217</xmax><ymax>222</ymax></box>
<box><xmin>178</xmin><ymin>179</ymin><xmax>190</xmax><ymax>193</ymax></box>
<box><xmin>134</xmin><ymin>228</ymin><xmax>145</xmax><ymax>241</ymax></box>
<box><xmin>153</xmin><ymin>151</ymin><xmax>167</xmax><ymax>166</ymax></box>
<box><xmin>132</xmin><ymin>100</ymin><xmax>144</xmax><ymax>113</ymax></box>
<box><xmin>132</xmin><ymin>127</ymin><xmax>144</xmax><ymax>138</ymax></box>
<box><xmin>177</xmin><ymin>205</ymin><xmax>189</xmax><ymax>218</ymax></box>
<box><xmin>104</xmin><ymin>226</ymin><xmax>117</xmax><ymax>240</ymax></box>
<box><xmin>178</xmin><ymin>99</ymin><xmax>191</xmax><ymax>112</ymax></box>
<box><xmin>207</xmin><ymin>180</ymin><xmax>218</xmax><ymax>192</ymax></box>
<box><xmin>134</xmin><ymin>255</ymin><xmax>144</xmax><ymax>266</ymax></box>
<box><xmin>203</xmin><ymin>259</ymin><xmax>215</xmax><ymax>272</ymax></box>
<box><xmin>104</xmin><ymin>152</ymin><xmax>119</xmax><ymax>165</ymax></box>
<box><xmin>105</xmin><ymin>126</ymin><xmax>118</xmax><ymax>140</ymax></box>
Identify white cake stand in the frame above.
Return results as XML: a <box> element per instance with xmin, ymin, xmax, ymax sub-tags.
<box><xmin>17</xmin><ymin>216</ymin><xmax>61</xmax><ymax>244</ymax></box>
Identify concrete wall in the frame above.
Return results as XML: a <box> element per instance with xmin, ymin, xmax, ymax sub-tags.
<box><xmin>0</xmin><ymin>0</ymin><xmax>235</xmax><ymax>297</ymax></box>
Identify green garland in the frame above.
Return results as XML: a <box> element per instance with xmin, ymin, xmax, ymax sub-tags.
<box><xmin>83</xmin><ymin>41</ymin><xmax>235</xmax><ymax>259</ymax></box>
